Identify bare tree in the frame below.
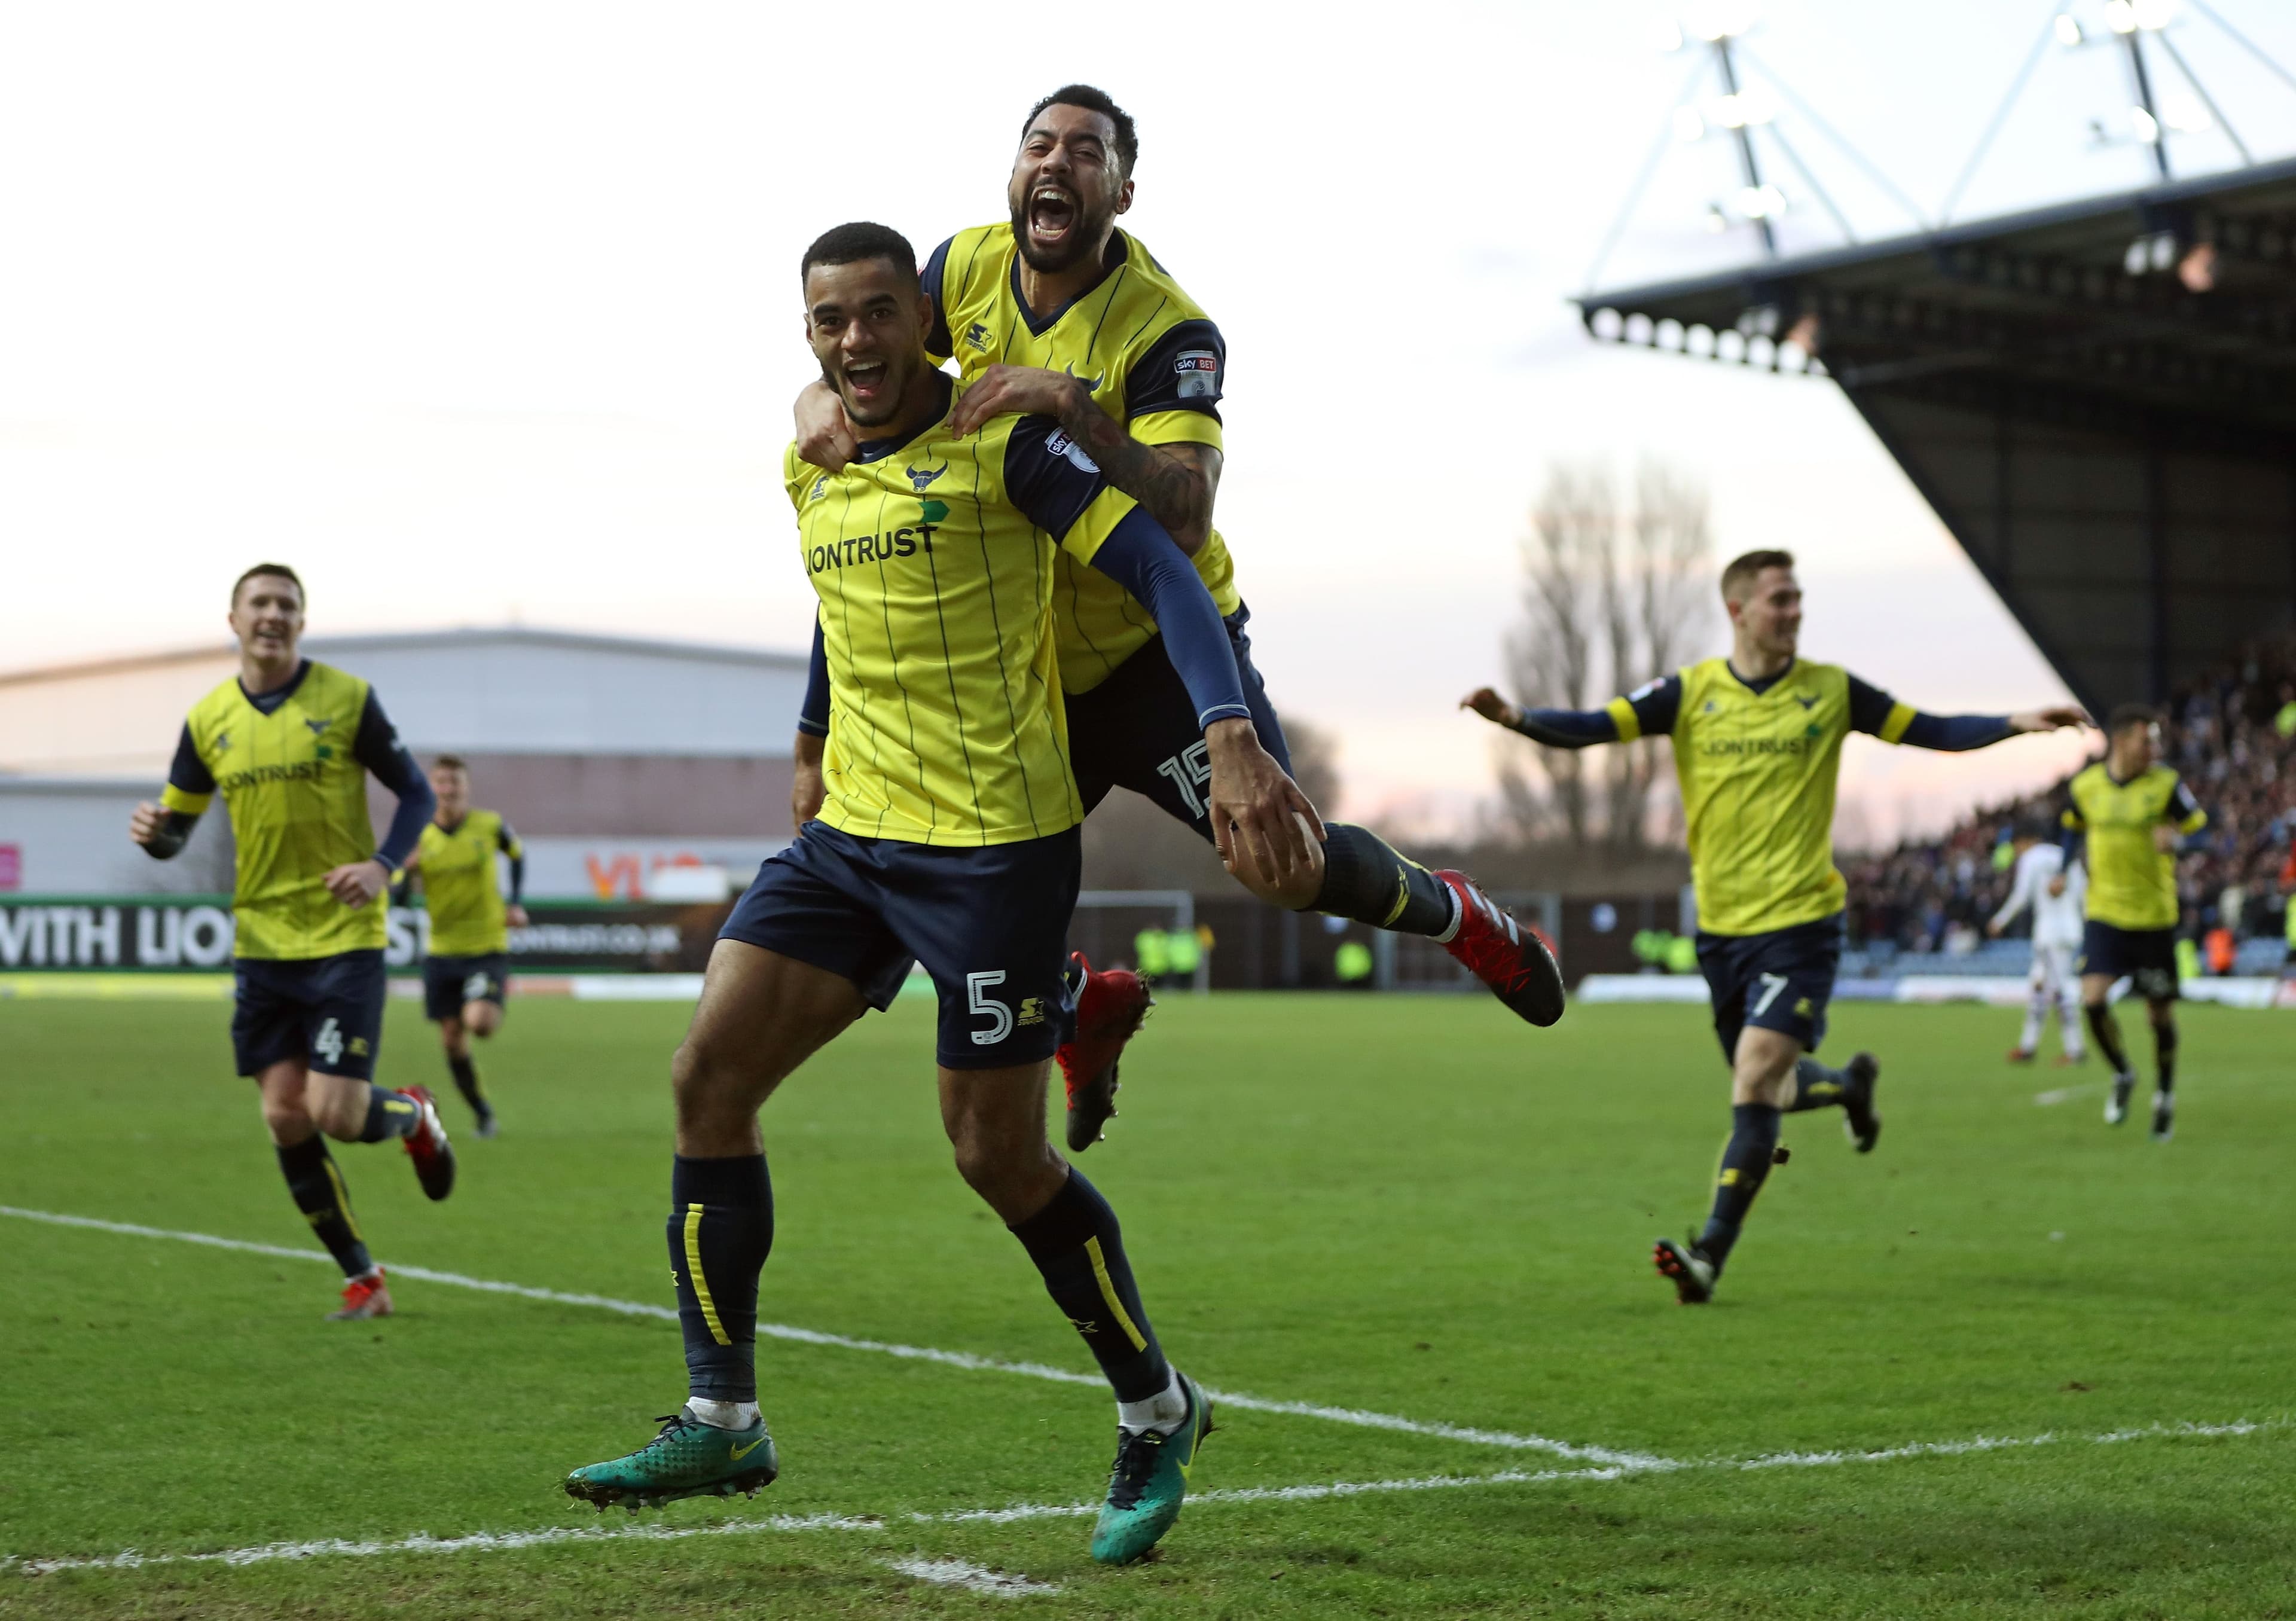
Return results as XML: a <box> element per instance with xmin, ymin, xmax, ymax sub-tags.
<box><xmin>1493</xmin><ymin>457</ymin><xmax>1713</xmax><ymax>853</ymax></box>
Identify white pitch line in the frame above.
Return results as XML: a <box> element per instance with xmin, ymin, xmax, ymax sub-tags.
<box><xmin>884</xmin><ymin>1557</ymin><xmax>1061</xmax><ymax>1597</ymax></box>
<box><xmin>2035</xmin><ymin>1081</ymin><xmax>2100</xmax><ymax>1106</ymax></box>
<box><xmin>0</xmin><ymin>1205</ymin><xmax>1656</xmax><ymax>1468</ymax></box>
<box><xmin>7</xmin><ymin>1419</ymin><xmax>2277</xmax><ymax>1579</ymax></box>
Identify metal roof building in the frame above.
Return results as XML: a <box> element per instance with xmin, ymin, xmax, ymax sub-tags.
<box><xmin>1578</xmin><ymin>155</ymin><xmax>2296</xmax><ymax>712</ymax></box>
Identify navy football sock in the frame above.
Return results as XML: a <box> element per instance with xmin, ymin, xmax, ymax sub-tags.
<box><xmin>2086</xmin><ymin>1003</ymin><xmax>2132</xmax><ymax>1074</ymax></box>
<box><xmin>356</xmin><ymin>1086</ymin><xmax>425</xmax><ymax>1143</ymax></box>
<box><xmin>1696</xmin><ymin>1103</ymin><xmax>1781</xmax><ymax>1272</ymax></box>
<box><xmin>2152</xmin><ymin>1019</ymin><xmax>2177</xmax><ymax>1094</ymax></box>
<box><xmin>1311</xmin><ymin>824</ymin><xmax>1455</xmax><ymax>937</ymax></box>
<box><xmin>1785</xmin><ymin>1058</ymin><xmax>1847</xmax><ymax>1113</ymax></box>
<box><xmin>669</xmin><ymin>1155</ymin><xmax>774</xmax><ymax>1403</ymax></box>
<box><xmin>276</xmin><ymin>1136</ymin><xmax>373</xmax><ymax>1278</ymax></box>
<box><xmin>1009</xmin><ymin>1169</ymin><xmax>1172</xmax><ymax>1403</ymax></box>
<box><xmin>446</xmin><ymin>1054</ymin><xmax>488</xmax><ymax>1116</ymax></box>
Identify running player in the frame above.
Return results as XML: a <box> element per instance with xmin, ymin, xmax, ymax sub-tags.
<box><xmin>1463</xmin><ymin>550</ymin><xmax>2086</xmax><ymax>1303</ymax></box>
<box><xmin>2064</xmin><ymin>705</ymin><xmax>2207</xmax><ymax>1141</ymax></box>
<box><xmin>129</xmin><ymin>564</ymin><xmax>455</xmax><ymax>1322</ymax></box>
<box><xmin>564</xmin><ymin>224</ymin><xmax>1308</xmax><ymax>1565</ymax></box>
<box><xmin>398</xmin><ymin>755</ymin><xmax>527</xmax><ymax>1136</ymax></box>
<box><xmin>793</xmin><ymin>86</ymin><xmax>1563</xmax><ymax>1152</ymax></box>
<box><xmin>1986</xmin><ymin>814</ymin><xmax>2087</xmax><ymax>1066</ymax></box>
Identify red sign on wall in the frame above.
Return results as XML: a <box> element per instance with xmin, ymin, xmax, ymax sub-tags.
<box><xmin>0</xmin><ymin>845</ymin><xmax>20</xmax><ymax>891</ymax></box>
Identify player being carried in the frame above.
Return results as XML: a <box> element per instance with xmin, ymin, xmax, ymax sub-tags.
<box><xmin>2063</xmin><ymin>706</ymin><xmax>2208</xmax><ymax>1141</ymax></box>
<box><xmin>564</xmin><ymin>224</ymin><xmax>1312</xmax><ymax>1565</ymax></box>
<box><xmin>395</xmin><ymin>755</ymin><xmax>528</xmax><ymax>1137</ymax></box>
<box><xmin>1986</xmin><ymin>813</ymin><xmax>2087</xmax><ymax>1067</ymax></box>
<box><xmin>1463</xmin><ymin>550</ymin><xmax>2086</xmax><ymax>1304</ymax></box>
<box><xmin>130</xmin><ymin>564</ymin><xmax>454</xmax><ymax>1322</ymax></box>
<box><xmin>793</xmin><ymin>85</ymin><xmax>1564</xmax><ymax>1154</ymax></box>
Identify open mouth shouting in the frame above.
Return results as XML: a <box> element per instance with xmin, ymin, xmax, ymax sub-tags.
<box><xmin>1026</xmin><ymin>183</ymin><xmax>1080</xmax><ymax>253</ymax></box>
<box><xmin>841</xmin><ymin>355</ymin><xmax>891</xmax><ymax>414</ymax></box>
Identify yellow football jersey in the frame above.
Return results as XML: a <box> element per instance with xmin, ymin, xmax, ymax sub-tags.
<box><xmin>415</xmin><ymin>808</ymin><xmax>522</xmax><ymax>957</ymax></box>
<box><xmin>161</xmin><ymin>661</ymin><xmax>401</xmax><ymax>960</ymax></box>
<box><xmin>1610</xmin><ymin>658</ymin><xmax>1909</xmax><ymax>937</ymax></box>
<box><xmin>923</xmin><ymin>223</ymin><xmax>1241</xmax><ymax>693</ymax></box>
<box><xmin>786</xmin><ymin>374</ymin><xmax>1137</xmax><ymax>846</ymax></box>
<box><xmin>2063</xmin><ymin>762</ymin><xmax>2205</xmax><ymax>931</ymax></box>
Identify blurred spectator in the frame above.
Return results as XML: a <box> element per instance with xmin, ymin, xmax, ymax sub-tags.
<box><xmin>1845</xmin><ymin>636</ymin><xmax>2296</xmax><ymax>956</ymax></box>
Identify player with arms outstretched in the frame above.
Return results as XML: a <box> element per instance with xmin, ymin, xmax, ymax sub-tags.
<box><xmin>1464</xmin><ymin>550</ymin><xmax>2086</xmax><ymax>1303</ymax></box>
<box><xmin>2064</xmin><ymin>705</ymin><xmax>2207</xmax><ymax>1141</ymax></box>
<box><xmin>398</xmin><ymin>755</ymin><xmax>527</xmax><ymax>1136</ymax></box>
<box><xmin>129</xmin><ymin>564</ymin><xmax>454</xmax><ymax>1322</ymax></box>
<box><xmin>565</xmin><ymin>224</ymin><xmax>1309</xmax><ymax>1566</ymax></box>
<box><xmin>1986</xmin><ymin>815</ymin><xmax>2087</xmax><ymax>1066</ymax></box>
<box><xmin>795</xmin><ymin>86</ymin><xmax>1562</xmax><ymax>1153</ymax></box>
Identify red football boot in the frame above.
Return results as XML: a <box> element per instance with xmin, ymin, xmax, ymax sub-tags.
<box><xmin>326</xmin><ymin>1267</ymin><xmax>393</xmax><ymax>1321</ymax></box>
<box><xmin>400</xmin><ymin>1085</ymin><xmax>457</xmax><ymax>1201</ymax></box>
<box><xmin>2006</xmin><ymin>1048</ymin><xmax>2037</xmax><ymax>1064</ymax></box>
<box><xmin>1057</xmin><ymin>954</ymin><xmax>1154</xmax><ymax>1153</ymax></box>
<box><xmin>1434</xmin><ymin>871</ymin><xmax>1566</xmax><ymax>1027</ymax></box>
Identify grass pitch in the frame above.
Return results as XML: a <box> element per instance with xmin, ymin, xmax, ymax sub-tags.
<box><xmin>3</xmin><ymin>988</ymin><xmax>2292</xmax><ymax>1618</ymax></box>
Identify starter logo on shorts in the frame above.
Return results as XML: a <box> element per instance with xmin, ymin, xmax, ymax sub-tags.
<box><xmin>1044</xmin><ymin>430</ymin><xmax>1101</xmax><ymax>474</ymax></box>
<box><xmin>906</xmin><ymin>459</ymin><xmax>948</xmax><ymax>492</ymax></box>
<box><xmin>1174</xmin><ymin>350</ymin><xmax>1219</xmax><ymax>398</ymax></box>
<box><xmin>1016</xmin><ymin>996</ymin><xmax>1045</xmax><ymax>1028</ymax></box>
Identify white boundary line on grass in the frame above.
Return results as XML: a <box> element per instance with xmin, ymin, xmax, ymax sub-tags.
<box><xmin>0</xmin><ymin>1205</ymin><xmax>1660</xmax><ymax>1469</ymax></box>
<box><xmin>5</xmin><ymin>1420</ymin><xmax>2274</xmax><ymax>1579</ymax></box>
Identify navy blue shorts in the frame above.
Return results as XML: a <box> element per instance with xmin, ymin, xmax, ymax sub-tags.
<box><xmin>423</xmin><ymin>953</ymin><xmax>509</xmax><ymax>1021</ymax></box>
<box><xmin>232</xmin><ymin>950</ymin><xmax>387</xmax><ymax>1080</ymax></box>
<box><xmin>1696</xmin><ymin>915</ymin><xmax>1843</xmax><ymax>1062</ymax></box>
<box><xmin>719</xmin><ymin>823</ymin><xmax>1080</xmax><ymax>1069</ymax></box>
<box><xmin>1065</xmin><ymin>604</ymin><xmax>1292</xmax><ymax>837</ymax></box>
<box><xmin>2081</xmin><ymin>920</ymin><xmax>2179</xmax><ymax>1000</ymax></box>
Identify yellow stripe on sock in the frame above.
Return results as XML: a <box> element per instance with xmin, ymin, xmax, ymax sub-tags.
<box><xmin>1083</xmin><ymin>1236</ymin><xmax>1147</xmax><ymax>1352</ymax></box>
<box><xmin>683</xmin><ymin>1204</ymin><xmax>731</xmax><ymax>1347</ymax></box>
<box><xmin>323</xmin><ymin>1160</ymin><xmax>363</xmax><ymax>1243</ymax></box>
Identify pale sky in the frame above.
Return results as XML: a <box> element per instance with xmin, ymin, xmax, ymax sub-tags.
<box><xmin>5</xmin><ymin>1</ymin><xmax>2294</xmax><ymax>842</ymax></box>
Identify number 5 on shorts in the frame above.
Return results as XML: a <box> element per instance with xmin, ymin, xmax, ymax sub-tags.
<box><xmin>1752</xmin><ymin>972</ymin><xmax>1790</xmax><ymax>1018</ymax></box>
<box><xmin>966</xmin><ymin>970</ymin><xmax>1013</xmax><ymax>1046</ymax></box>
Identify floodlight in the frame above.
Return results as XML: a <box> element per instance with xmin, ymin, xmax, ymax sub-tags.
<box><xmin>2176</xmin><ymin>242</ymin><xmax>2217</xmax><ymax>292</ymax></box>
<box><xmin>2132</xmin><ymin>0</ymin><xmax>2175</xmax><ymax>29</ymax></box>
<box><xmin>1674</xmin><ymin>105</ymin><xmax>1706</xmax><ymax>144</ymax></box>
<box><xmin>1653</xmin><ymin>20</ymin><xmax>1685</xmax><ymax>51</ymax></box>
<box><xmin>2130</xmin><ymin>105</ymin><xmax>2160</xmax><ymax>143</ymax></box>
<box><xmin>1708</xmin><ymin>90</ymin><xmax>1776</xmax><ymax>129</ymax></box>
<box><xmin>2103</xmin><ymin>0</ymin><xmax>2137</xmax><ymax>33</ymax></box>
<box><xmin>1736</xmin><ymin>183</ymin><xmax>1788</xmax><ymax>219</ymax></box>
<box><xmin>1704</xmin><ymin>204</ymin><xmax>1729</xmax><ymax>234</ymax></box>
<box><xmin>2053</xmin><ymin>12</ymin><xmax>2084</xmax><ymax>46</ymax></box>
<box><xmin>1686</xmin><ymin>4</ymin><xmax>1754</xmax><ymax>43</ymax></box>
<box><xmin>2160</xmin><ymin>91</ymin><xmax>2210</xmax><ymax>132</ymax></box>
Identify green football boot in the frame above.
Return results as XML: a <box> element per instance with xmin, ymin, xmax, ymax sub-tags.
<box><xmin>1089</xmin><ymin>1372</ymin><xmax>1214</xmax><ymax>1566</ymax></box>
<box><xmin>563</xmin><ymin>1408</ymin><xmax>778</xmax><ymax>1513</ymax></box>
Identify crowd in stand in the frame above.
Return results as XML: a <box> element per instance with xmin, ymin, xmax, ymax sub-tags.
<box><xmin>1843</xmin><ymin>638</ymin><xmax>2296</xmax><ymax>966</ymax></box>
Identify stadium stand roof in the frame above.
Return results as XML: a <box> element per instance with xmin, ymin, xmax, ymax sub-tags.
<box><xmin>1577</xmin><ymin>155</ymin><xmax>2296</xmax><ymax>713</ymax></box>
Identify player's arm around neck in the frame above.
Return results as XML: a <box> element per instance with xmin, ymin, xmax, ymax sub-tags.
<box><xmin>949</xmin><ymin>367</ymin><xmax>1218</xmax><ymax>554</ymax></box>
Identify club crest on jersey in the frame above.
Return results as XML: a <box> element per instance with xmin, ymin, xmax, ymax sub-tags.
<box><xmin>214</xmin><ymin>730</ymin><xmax>232</xmax><ymax>754</ymax></box>
<box><xmin>1043</xmin><ymin>429</ymin><xmax>1101</xmax><ymax>474</ymax></box>
<box><xmin>906</xmin><ymin>460</ymin><xmax>948</xmax><ymax>492</ymax></box>
<box><xmin>1174</xmin><ymin>349</ymin><xmax>1219</xmax><ymax>398</ymax></box>
<box><xmin>1795</xmin><ymin>694</ymin><xmax>1818</xmax><ymax>710</ymax></box>
<box><xmin>1061</xmin><ymin>362</ymin><xmax>1106</xmax><ymax>392</ymax></box>
<box><xmin>305</xmin><ymin>718</ymin><xmax>332</xmax><ymax>736</ymax></box>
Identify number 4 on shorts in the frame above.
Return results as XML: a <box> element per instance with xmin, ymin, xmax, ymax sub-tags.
<box><xmin>313</xmin><ymin>1016</ymin><xmax>345</xmax><ymax>1066</ymax></box>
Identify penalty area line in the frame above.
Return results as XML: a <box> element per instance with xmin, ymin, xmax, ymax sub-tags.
<box><xmin>0</xmin><ymin>1204</ymin><xmax>1660</xmax><ymax>1470</ymax></box>
<box><xmin>7</xmin><ymin>1419</ymin><xmax>2279</xmax><ymax>1579</ymax></box>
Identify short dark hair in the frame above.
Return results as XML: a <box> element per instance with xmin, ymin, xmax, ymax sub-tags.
<box><xmin>1022</xmin><ymin>84</ymin><xmax>1138</xmax><ymax>176</ymax></box>
<box><xmin>800</xmin><ymin>221</ymin><xmax>917</xmax><ymax>288</ymax></box>
<box><xmin>2108</xmin><ymin>702</ymin><xmax>2160</xmax><ymax>735</ymax></box>
<box><xmin>232</xmin><ymin>563</ymin><xmax>304</xmax><ymax>608</ymax></box>
<box><xmin>1720</xmin><ymin>549</ymin><xmax>1795</xmax><ymax>602</ymax></box>
<box><xmin>432</xmin><ymin>755</ymin><xmax>468</xmax><ymax>773</ymax></box>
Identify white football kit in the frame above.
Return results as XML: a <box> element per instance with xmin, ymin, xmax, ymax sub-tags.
<box><xmin>1992</xmin><ymin>843</ymin><xmax>2087</xmax><ymax>1061</ymax></box>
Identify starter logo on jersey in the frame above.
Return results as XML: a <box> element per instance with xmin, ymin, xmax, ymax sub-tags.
<box><xmin>906</xmin><ymin>460</ymin><xmax>948</xmax><ymax>492</ymax></box>
<box><xmin>1044</xmin><ymin>429</ymin><xmax>1101</xmax><ymax>474</ymax></box>
<box><xmin>964</xmin><ymin>320</ymin><xmax>991</xmax><ymax>351</ymax></box>
<box><xmin>809</xmin><ymin>473</ymin><xmax>828</xmax><ymax>502</ymax></box>
<box><xmin>1174</xmin><ymin>350</ymin><xmax>1219</xmax><ymax>398</ymax></box>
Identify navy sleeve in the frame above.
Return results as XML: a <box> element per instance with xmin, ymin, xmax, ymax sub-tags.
<box><xmin>798</xmin><ymin>619</ymin><xmax>830</xmax><ymax>738</ymax></box>
<box><xmin>1122</xmin><ymin>318</ymin><xmax>1225</xmax><ymax>424</ymax></box>
<box><xmin>1002</xmin><ymin>414</ymin><xmax>1115</xmax><ymax>539</ymax></box>
<box><xmin>1846</xmin><ymin>674</ymin><xmax>1898</xmax><ymax>737</ymax></box>
<box><xmin>500</xmin><ymin>825</ymin><xmax>526</xmax><ymax>906</ymax></box>
<box><xmin>352</xmin><ymin>691</ymin><xmax>435</xmax><ymax>871</ymax></box>
<box><xmin>167</xmin><ymin>722</ymin><xmax>216</xmax><ymax>796</ymax></box>
<box><xmin>920</xmin><ymin>236</ymin><xmax>955</xmax><ymax>359</ymax></box>
<box><xmin>1510</xmin><ymin>709</ymin><xmax>1621</xmax><ymax>748</ymax></box>
<box><xmin>1083</xmin><ymin>508</ymin><xmax>1250</xmax><ymax>729</ymax></box>
<box><xmin>1623</xmin><ymin>674</ymin><xmax>1682</xmax><ymax>738</ymax></box>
